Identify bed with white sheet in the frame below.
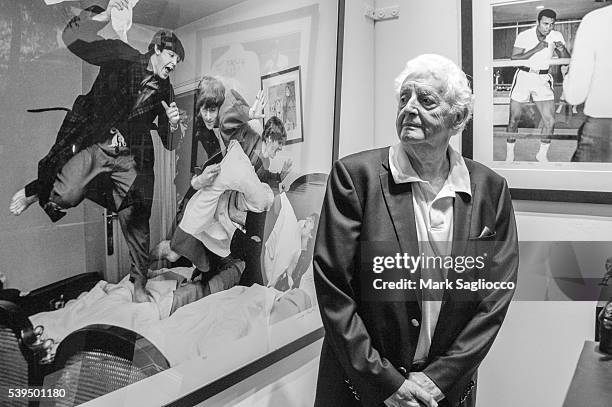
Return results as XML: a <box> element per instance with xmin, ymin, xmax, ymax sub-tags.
<box><xmin>0</xmin><ymin>171</ymin><xmax>326</xmax><ymax>405</ymax></box>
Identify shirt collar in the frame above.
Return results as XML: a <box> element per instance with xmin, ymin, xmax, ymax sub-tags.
<box><xmin>389</xmin><ymin>143</ymin><xmax>471</xmax><ymax>196</ymax></box>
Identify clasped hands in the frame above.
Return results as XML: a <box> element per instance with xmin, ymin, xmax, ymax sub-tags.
<box><xmin>384</xmin><ymin>373</ymin><xmax>439</xmax><ymax>407</ymax></box>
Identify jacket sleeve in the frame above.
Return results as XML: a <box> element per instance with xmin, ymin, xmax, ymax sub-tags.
<box><xmin>62</xmin><ymin>6</ymin><xmax>140</xmax><ymax>66</ymax></box>
<box><xmin>254</xmin><ymin>161</ymin><xmax>281</xmax><ymax>186</ymax></box>
<box><xmin>423</xmin><ymin>179</ymin><xmax>519</xmax><ymax>396</ymax></box>
<box><xmin>313</xmin><ymin>159</ymin><xmax>406</xmax><ymax>407</ymax></box>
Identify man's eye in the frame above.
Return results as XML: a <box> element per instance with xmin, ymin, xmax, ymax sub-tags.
<box><xmin>420</xmin><ymin>96</ymin><xmax>435</xmax><ymax>106</ymax></box>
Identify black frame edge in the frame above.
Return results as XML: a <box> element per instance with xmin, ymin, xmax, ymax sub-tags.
<box><xmin>332</xmin><ymin>0</ymin><xmax>345</xmax><ymax>162</ymax></box>
<box><xmin>459</xmin><ymin>0</ymin><xmax>612</xmax><ymax>203</ymax></box>
<box><xmin>164</xmin><ymin>327</ymin><xmax>325</xmax><ymax>407</ymax></box>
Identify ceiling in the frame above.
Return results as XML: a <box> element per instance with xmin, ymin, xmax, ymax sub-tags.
<box><xmin>493</xmin><ymin>0</ymin><xmax>610</xmax><ymax>24</ymax></box>
<box><xmin>80</xmin><ymin>0</ymin><xmax>249</xmax><ymax>29</ymax></box>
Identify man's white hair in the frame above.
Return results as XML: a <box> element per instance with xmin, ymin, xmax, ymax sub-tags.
<box><xmin>394</xmin><ymin>54</ymin><xmax>474</xmax><ymax>133</ymax></box>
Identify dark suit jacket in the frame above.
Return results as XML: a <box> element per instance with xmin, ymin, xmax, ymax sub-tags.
<box><xmin>35</xmin><ymin>6</ymin><xmax>176</xmax><ymax>215</ymax></box>
<box><xmin>313</xmin><ymin>147</ymin><xmax>518</xmax><ymax>407</ymax></box>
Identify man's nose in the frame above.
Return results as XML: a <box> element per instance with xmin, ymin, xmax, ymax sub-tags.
<box><xmin>401</xmin><ymin>96</ymin><xmax>418</xmax><ymax>115</ymax></box>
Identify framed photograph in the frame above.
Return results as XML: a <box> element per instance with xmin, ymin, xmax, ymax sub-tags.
<box><xmin>261</xmin><ymin>66</ymin><xmax>304</xmax><ymax>144</ymax></box>
<box><xmin>190</xmin><ymin>4</ymin><xmax>317</xmax><ymax>109</ymax></box>
<box><xmin>461</xmin><ymin>0</ymin><xmax>612</xmax><ymax>203</ymax></box>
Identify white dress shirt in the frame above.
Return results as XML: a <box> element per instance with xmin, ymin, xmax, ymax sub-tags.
<box><xmin>564</xmin><ymin>6</ymin><xmax>612</xmax><ymax>118</ymax></box>
<box><xmin>388</xmin><ymin>143</ymin><xmax>471</xmax><ymax>363</ymax></box>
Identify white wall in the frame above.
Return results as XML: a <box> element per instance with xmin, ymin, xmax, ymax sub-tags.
<box><xmin>373</xmin><ymin>0</ymin><xmax>463</xmax><ymax>152</ymax></box>
<box><xmin>0</xmin><ymin>13</ymin><xmax>91</xmax><ymax>291</ymax></box>
<box><xmin>337</xmin><ymin>0</ymin><xmax>376</xmax><ymax>158</ymax></box>
<box><xmin>479</xmin><ymin>202</ymin><xmax>612</xmax><ymax>406</ymax></box>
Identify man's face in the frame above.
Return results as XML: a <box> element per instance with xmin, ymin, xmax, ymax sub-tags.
<box><xmin>200</xmin><ymin>106</ymin><xmax>219</xmax><ymax>130</ymax></box>
<box><xmin>396</xmin><ymin>70</ymin><xmax>455</xmax><ymax>150</ymax></box>
<box><xmin>537</xmin><ymin>16</ymin><xmax>555</xmax><ymax>37</ymax></box>
<box><xmin>153</xmin><ymin>47</ymin><xmax>179</xmax><ymax>79</ymax></box>
<box><xmin>262</xmin><ymin>139</ymin><xmax>283</xmax><ymax>159</ymax></box>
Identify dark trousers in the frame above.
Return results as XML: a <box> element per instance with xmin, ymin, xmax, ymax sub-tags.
<box><xmin>571</xmin><ymin>117</ymin><xmax>612</xmax><ymax>162</ymax></box>
<box><xmin>48</xmin><ymin>143</ymin><xmax>150</xmax><ymax>281</ymax></box>
<box><xmin>169</xmin><ymin>258</ymin><xmax>245</xmax><ymax>314</ymax></box>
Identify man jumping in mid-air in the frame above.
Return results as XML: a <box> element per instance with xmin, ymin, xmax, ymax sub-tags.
<box><xmin>9</xmin><ymin>0</ymin><xmax>184</xmax><ymax>302</ymax></box>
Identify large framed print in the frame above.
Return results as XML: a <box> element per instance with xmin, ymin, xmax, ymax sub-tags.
<box><xmin>0</xmin><ymin>0</ymin><xmax>345</xmax><ymax>406</ymax></box>
<box><xmin>191</xmin><ymin>4</ymin><xmax>319</xmax><ymax>113</ymax></box>
<box><xmin>461</xmin><ymin>0</ymin><xmax>612</xmax><ymax>203</ymax></box>
<box><xmin>261</xmin><ymin>66</ymin><xmax>304</xmax><ymax>144</ymax></box>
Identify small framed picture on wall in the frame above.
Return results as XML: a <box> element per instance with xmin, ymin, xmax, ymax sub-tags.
<box><xmin>261</xmin><ymin>66</ymin><xmax>304</xmax><ymax>144</ymax></box>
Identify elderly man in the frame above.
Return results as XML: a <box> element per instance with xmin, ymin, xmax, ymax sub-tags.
<box><xmin>313</xmin><ymin>54</ymin><xmax>518</xmax><ymax>407</ymax></box>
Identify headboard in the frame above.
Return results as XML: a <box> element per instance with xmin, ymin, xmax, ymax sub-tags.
<box><xmin>0</xmin><ymin>300</ymin><xmax>45</xmax><ymax>406</ymax></box>
<box><xmin>46</xmin><ymin>324</ymin><xmax>169</xmax><ymax>407</ymax></box>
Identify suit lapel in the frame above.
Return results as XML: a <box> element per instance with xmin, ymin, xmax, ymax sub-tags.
<box><xmin>451</xmin><ymin>183</ymin><xmax>475</xmax><ymax>259</ymax></box>
<box><xmin>379</xmin><ymin>152</ymin><xmax>421</xmax><ymax>307</ymax></box>
<box><xmin>131</xmin><ymin>93</ymin><xmax>158</xmax><ymax>118</ymax></box>
<box><xmin>379</xmin><ymin>164</ymin><xmax>419</xmax><ymax>259</ymax></box>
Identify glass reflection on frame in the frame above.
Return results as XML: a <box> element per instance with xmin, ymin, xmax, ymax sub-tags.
<box><xmin>0</xmin><ymin>0</ymin><xmax>341</xmax><ymax>404</ymax></box>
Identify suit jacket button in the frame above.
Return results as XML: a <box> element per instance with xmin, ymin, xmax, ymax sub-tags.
<box><xmin>411</xmin><ymin>318</ymin><xmax>420</xmax><ymax>327</ymax></box>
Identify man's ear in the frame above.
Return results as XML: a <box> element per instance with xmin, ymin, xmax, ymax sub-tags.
<box><xmin>154</xmin><ymin>44</ymin><xmax>161</xmax><ymax>55</ymax></box>
<box><xmin>453</xmin><ymin>107</ymin><xmax>469</xmax><ymax>129</ymax></box>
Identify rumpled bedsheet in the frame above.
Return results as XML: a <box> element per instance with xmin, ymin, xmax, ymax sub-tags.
<box><xmin>29</xmin><ymin>275</ymin><xmax>176</xmax><ymax>350</ymax></box>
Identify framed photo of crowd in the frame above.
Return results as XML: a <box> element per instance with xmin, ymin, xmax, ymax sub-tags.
<box><xmin>461</xmin><ymin>0</ymin><xmax>612</xmax><ymax>203</ymax></box>
<box><xmin>261</xmin><ymin>66</ymin><xmax>304</xmax><ymax>144</ymax></box>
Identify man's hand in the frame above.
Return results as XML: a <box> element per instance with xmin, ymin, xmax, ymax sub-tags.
<box><xmin>280</xmin><ymin>159</ymin><xmax>293</xmax><ymax>181</ymax></box>
<box><xmin>408</xmin><ymin>372</ymin><xmax>444</xmax><ymax>403</ymax></box>
<box><xmin>191</xmin><ymin>164</ymin><xmax>221</xmax><ymax>190</ymax></box>
<box><xmin>162</xmin><ymin>101</ymin><xmax>180</xmax><ymax>126</ymax></box>
<box><xmin>384</xmin><ymin>380</ymin><xmax>438</xmax><ymax>407</ymax></box>
<box><xmin>249</xmin><ymin>90</ymin><xmax>268</xmax><ymax>120</ymax></box>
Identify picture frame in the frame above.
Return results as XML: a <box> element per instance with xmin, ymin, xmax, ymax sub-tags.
<box><xmin>461</xmin><ymin>0</ymin><xmax>612</xmax><ymax>203</ymax></box>
<box><xmin>261</xmin><ymin>66</ymin><xmax>305</xmax><ymax>144</ymax></box>
<box><xmin>190</xmin><ymin>4</ymin><xmax>318</xmax><ymax>113</ymax></box>
<box><xmin>0</xmin><ymin>0</ymin><xmax>346</xmax><ymax>405</ymax></box>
